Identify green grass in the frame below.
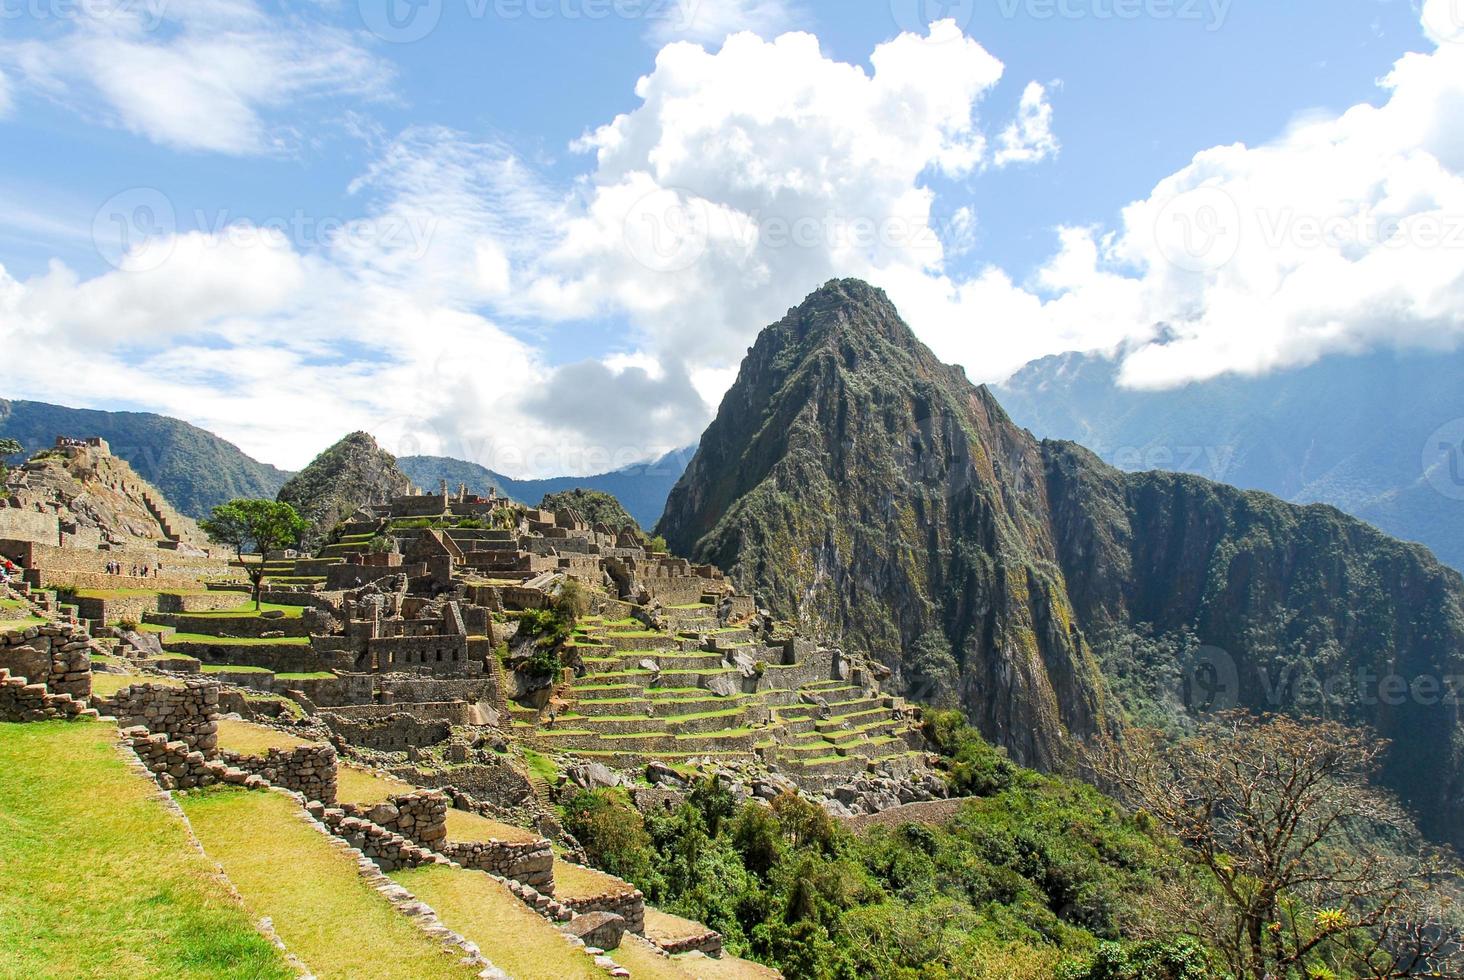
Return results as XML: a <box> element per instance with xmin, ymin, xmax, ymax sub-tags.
<box><xmin>0</xmin><ymin>616</ymin><xmax>46</xmax><ymax>632</ymax></box>
<box><xmin>275</xmin><ymin>671</ymin><xmax>335</xmax><ymax>681</ymax></box>
<box><xmin>181</xmin><ymin>603</ymin><xmax>305</xmax><ymax>619</ymax></box>
<box><xmin>90</xmin><ymin>673</ymin><xmax>182</xmax><ymax>697</ymax></box>
<box><xmin>216</xmin><ymin>719</ymin><xmax>316</xmax><ymax>756</ymax></box>
<box><xmin>199</xmin><ymin>664</ymin><xmax>272</xmax><ymax>675</ymax></box>
<box><xmin>0</xmin><ymin>598</ymin><xmax>23</xmax><ymax>609</ymax></box>
<box><xmin>335</xmin><ymin>765</ymin><xmax>416</xmax><ymax>806</ymax></box>
<box><xmin>520</xmin><ymin>747</ymin><xmax>560</xmax><ymax>783</ymax></box>
<box><xmin>390</xmin><ymin>865</ymin><xmax>606</xmax><ymax>980</ymax></box>
<box><xmin>182</xmin><ymin>789</ymin><xmax>478</xmax><ymax>979</ymax></box>
<box><xmin>164</xmin><ymin>632</ymin><xmax>310</xmax><ymax>646</ymax></box>
<box><xmin>0</xmin><ymin>721</ymin><xmax>292</xmax><ymax>978</ymax></box>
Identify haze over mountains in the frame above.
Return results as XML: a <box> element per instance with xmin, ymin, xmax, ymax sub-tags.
<box><xmin>658</xmin><ymin>279</ymin><xmax>1464</xmax><ymax>847</ymax></box>
<box><xmin>994</xmin><ymin>348</ymin><xmax>1464</xmax><ymax>572</ymax></box>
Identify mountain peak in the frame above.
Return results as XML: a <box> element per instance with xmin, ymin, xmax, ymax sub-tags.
<box><xmin>277</xmin><ymin>431</ymin><xmax>412</xmax><ymax>547</ymax></box>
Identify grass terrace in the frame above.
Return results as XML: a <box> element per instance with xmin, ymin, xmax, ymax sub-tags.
<box><xmin>335</xmin><ymin>765</ymin><xmax>418</xmax><ymax>806</ymax></box>
<box><xmin>0</xmin><ymin>721</ymin><xmax>293</xmax><ymax>978</ymax></box>
<box><xmin>216</xmin><ymin>718</ymin><xmax>317</xmax><ymax>756</ymax></box>
<box><xmin>444</xmin><ymin>808</ymin><xmax>538</xmax><ymax>845</ymax></box>
<box><xmin>181</xmin><ymin>789</ymin><xmax>478</xmax><ymax>979</ymax></box>
<box><xmin>162</xmin><ymin>632</ymin><xmax>311</xmax><ymax>646</ymax></box>
<box><xmin>551</xmin><ymin>857</ymin><xmax>639</xmax><ymax>900</ymax></box>
<box><xmin>389</xmin><ymin>865</ymin><xmax>606</xmax><ymax>980</ymax></box>
<box><xmin>89</xmin><ymin>673</ymin><xmax>181</xmax><ymax>698</ymax></box>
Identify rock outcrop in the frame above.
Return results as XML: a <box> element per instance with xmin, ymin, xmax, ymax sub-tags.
<box><xmin>277</xmin><ymin>432</ymin><xmax>413</xmax><ymax>548</ymax></box>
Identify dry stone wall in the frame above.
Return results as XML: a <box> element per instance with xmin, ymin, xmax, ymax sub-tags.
<box><xmin>0</xmin><ymin>622</ymin><xmax>93</xmax><ymax>698</ymax></box>
<box><xmin>0</xmin><ymin>668</ymin><xmax>95</xmax><ymax>721</ymax></box>
<box><xmin>223</xmin><ymin>743</ymin><xmax>338</xmax><ymax>805</ymax></box>
<box><xmin>95</xmin><ymin>680</ymin><xmax>220</xmax><ymax>753</ymax></box>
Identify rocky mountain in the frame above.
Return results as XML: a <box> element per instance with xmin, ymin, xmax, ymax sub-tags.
<box><xmin>0</xmin><ymin>399</ymin><xmax>290</xmax><ymax>519</ymax></box>
<box><xmin>658</xmin><ymin>279</ymin><xmax>1464</xmax><ymax>846</ymax></box>
<box><xmin>277</xmin><ymin>432</ymin><xmax>412</xmax><ymax>548</ymax></box>
<box><xmin>994</xmin><ymin>348</ymin><xmax>1464</xmax><ymax>572</ymax></box>
<box><xmin>399</xmin><ymin>448</ymin><xmax>692</xmax><ymax>529</ymax></box>
<box><xmin>539</xmin><ymin>489</ymin><xmax>641</xmax><ymax>532</ymax></box>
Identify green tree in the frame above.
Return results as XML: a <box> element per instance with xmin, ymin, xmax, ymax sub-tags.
<box><xmin>200</xmin><ymin>499</ymin><xmax>307</xmax><ymax>609</ymax></box>
<box><xmin>0</xmin><ymin>438</ymin><xmax>22</xmax><ymax>480</ymax></box>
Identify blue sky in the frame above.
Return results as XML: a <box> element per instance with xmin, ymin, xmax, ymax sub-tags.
<box><xmin>1</xmin><ymin>0</ymin><xmax>1460</xmax><ymax>472</ymax></box>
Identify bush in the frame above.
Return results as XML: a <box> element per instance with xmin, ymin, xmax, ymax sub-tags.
<box><xmin>553</xmin><ymin>579</ymin><xmax>590</xmax><ymax>623</ymax></box>
<box><xmin>561</xmin><ymin>789</ymin><xmax>663</xmax><ymax>891</ymax></box>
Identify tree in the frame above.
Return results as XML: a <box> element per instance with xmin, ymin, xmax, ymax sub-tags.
<box><xmin>200</xmin><ymin>499</ymin><xmax>307</xmax><ymax>609</ymax></box>
<box><xmin>1087</xmin><ymin>713</ymin><xmax>1464</xmax><ymax>979</ymax></box>
<box><xmin>0</xmin><ymin>438</ymin><xmax>21</xmax><ymax>480</ymax></box>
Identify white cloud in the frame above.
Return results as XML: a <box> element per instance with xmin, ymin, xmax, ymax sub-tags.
<box><xmin>0</xmin><ymin>67</ymin><xmax>12</xmax><ymax>117</ymax></box>
<box><xmin>647</xmin><ymin>0</ymin><xmax>800</xmax><ymax>45</ymax></box>
<box><xmin>993</xmin><ymin>81</ymin><xmax>1059</xmax><ymax>167</ymax></box>
<box><xmin>1</xmin><ymin>0</ymin><xmax>389</xmax><ymax>154</ymax></box>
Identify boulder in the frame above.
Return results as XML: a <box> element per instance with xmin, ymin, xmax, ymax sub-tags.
<box><xmin>122</xmin><ymin>630</ymin><xmax>164</xmax><ymax>657</ymax></box>
<box><xmin>563</xmin><ymin>912</ymin><xmax>626</xmax><ymax>951</ymax></box>
<box><xmin>705</xmin><ymin>674</ymin><xmax>738</xmax><ymax>698</ymax></box>
<box><xmin>568</xmin><ymin>763</ymin><xmax>621</xmax><ymax>790</ymax></box>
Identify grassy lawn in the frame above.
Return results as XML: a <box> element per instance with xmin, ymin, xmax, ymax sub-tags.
<box><xmin>552</xmin><ymin>858</ymin><xmax>637</xmax><ymax>899</ymax></box>
<box><xmin>199</xmin><ymin>664</ymin><xmax>273</xmax><ymax>675</ymax></box>
<box><xmin>334</xmin><ymin>765</ymin><xmax>417</xmax><ymax>806</ymax></box>
<box><xmin>444</xmin><ymin>808</ymin><xmax>537</xmax><ymax>845</ymax></box>
<box><xmin>0</xmin><ymin>616</ymin><xmax>46</xmax><ymax>632</ymax></box>
<box><xmin>275</xmin><ymin>671</ymin><xmax>335</xmax><ymax>681</ymax></box>
<box><xmin>181</xmin><ymin>789</ymin><xmax>478</xmax><ymax>979</ymax></box>
<box><xmin>390</xmin><ymin>865</ymin><xmax>605</xmax><ymax>980</ymax></box>
<box><xmin>0</xmin><ymin>721</ymin><xmax>292</xmax><ymax>978</ymax></box>
<box><xmin>216</xmin><ymin>719</ymin><xmax>316</xmax><ymax>756</ymax></box>
<box><xmin>89</xmin><ymin>673</ymin><xmax>182</xmax><ymax>697</ymax></box>
<box><xmin>164</xmin><ymin>633</ymin><xmax>310</xmax><ymax>646</ymax></box>
<box><xmin>183</xmin><ymin>603</ymin><xmax>305</xmax><ymax>619</ymax></box>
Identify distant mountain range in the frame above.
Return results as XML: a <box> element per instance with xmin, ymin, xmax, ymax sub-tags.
<box><xmin>993</xmin><ymin>348</ymin><xmax>1464</xmax><ymax>571</ymax></box>
<box><xmin>0</xmin><ymin>399</ymin><xmax>290</xmax><ymax>519</ymax></box>
<box><xmin>399</xmin><ymin>449</ymin><xmax>692</xmax><ymax>529</ymax></box>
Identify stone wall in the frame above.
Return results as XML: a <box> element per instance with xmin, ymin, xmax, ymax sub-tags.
<box><xmin>323</xmin><ymin>711</ymin><xmax>452</xmax><ymax>751</ymax></box>
<box><xmin>342</xmin><ymin>789</ymin><xmax>450</xmax><ymax>851</ymax></box>
<box><xmin>441</xmin><ymin>837</ymin><xmax>554</xmax><ymax>891</ymax></box>
<box><xmin>314</xmin><ymin>805</ymin><xmax>444</xmax><ymax>873</ymax></box>
<box><xmin>0</xmin><ymin>509</ymin><xmax>60</xmax><ymax>546</ymax></box>
<box><xmin>223</xmin><ymin>743</ymin><xmax>338</xmax><ymax>804</ymax></box>
<box><xmin>120</xmin><ymin>725</ymin><xmax>220</xmax><ymax>790</ymax></box>
<box><xmin>0</xmin><ymin>667</ymin><xmax>95</xmax><ymax>721</ymax></box>
<box><xmin>555</xmin><ymin>868</ymin><xmax>646</xmax><ymax>934</ymax></box>
<box><xmin>94</xmin><ymin>680</ymin><xmax>219</xmax><ymax>754</ymax></box>
<box><xmin>166</xmin><ymin>639</ymin><xmax>324</xmax><ymax>675</ymax></box>
<box><xmin>0</xmin><ymin>622</ymin><xmax>92</xmax><ymax>698</ymax></box>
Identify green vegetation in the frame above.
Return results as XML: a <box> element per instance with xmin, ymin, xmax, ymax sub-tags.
<box><xmin>200</xmin><ymin>497</ymin><xmax>308</xmax><ymax>608</ymax></box>
<box><xmin>181</xmin><ymin>788</ymin><xmax>477</xmax><ymax>978</ymax></box>
<box><xmin>276</xmin><ymin>431</ymin><xmax>413</xmax><ymax>549</ymax></box>
<box><xmin>0</xmin><ymin>721</ymin><xmax>292</xmax><ymax>978</ymax></box>
<box><xmin>563</xmin><ymin>714</ymin><xmax>1206</xmax><ymax>980</ymax></box>
<box><xmin>0</xmin><ymin>399</ymin><xmax>289</xmax><ymax>518</ymax></box>
<box><xmin>390</xmin><ymin>865</ymin><xmax>606</xmax><ymax>980</ymax></box>
<box><xmin>539</xmin><ymin>488</ymin><xmax>640</xmax><ymax>532</ymax></box>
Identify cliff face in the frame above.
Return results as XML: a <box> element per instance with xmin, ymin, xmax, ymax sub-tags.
<box><xmin>659</xmin><ymin>280</ymin><xmax>1108</xmax><ymax>770</ymax></box>
<box><xmin>277</xmin><ymin>432</ymin><xmax>412</xmax><ymax>549</ymax></box>
<box><xmin>659</xmin><ymin>279</ymin><xmax>1464</xmax><ymax>844</ymax></box>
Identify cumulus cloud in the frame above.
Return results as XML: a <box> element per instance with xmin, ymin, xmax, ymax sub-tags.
<box><xmin>0</xmin><ymin>0</ymin><xmax>389</xmax><ymax>154</ymax></box>
<box><xmin>993</xmin><ymin>82</ymin><xmax>1059</xmax><ymax>167</ymax></box>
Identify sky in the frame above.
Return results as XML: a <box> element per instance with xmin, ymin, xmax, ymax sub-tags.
<box><xmin>0</xmin><ymin>0</ymin><xmax>1461</xmax><ymax>474</ymax></box>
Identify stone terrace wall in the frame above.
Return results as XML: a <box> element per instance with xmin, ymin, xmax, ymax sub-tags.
<box><xmin>224</xmin><ymin>743</ymin><xmax>338</xmax><ymax>805</ymax></box>
<box><xmin>342</xmin><ymin>789</ymin><xmax>450</xmax><ymax>852</ymax></box>
<box><xmin>95</xmin><ymin>680</ymin><xmax>219</xmax><ymax>754</ymax></box>
<box><xmin>0</xmin><ymin>622</ymin><xmax>93</xmax><ymax>698</ymax></box>
<box><xmin>323</xmin><ymin>712</ymin><xmax>452</xmax><ymax>751</ymax></box>
<box><xmin>556</xmin><ymin>869</ymin><xmax>646</xmax><ymax>934</ymax></box>
<box><xmin>441</xmin><ymin>837</ymin><xmax>554</xmax><ymax>892</ymax></box>
<box><xmin>0</xmin><ymin>668</ymin><xmax>95</xmax><ymax>722</ymax></box>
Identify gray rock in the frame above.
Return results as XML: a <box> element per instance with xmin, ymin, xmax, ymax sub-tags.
<box><xmin>705</xmin><ymin>674</ymin><xmax>739</xmax><ymax>698</ymax></box>
<box><xmin>568</xmin><ymin>762</ymin><xmax>621</xmax><ymax>790</ymax></box>
<box><xmin>563</xmin><ymin>911</ymin><xmax>626</xmax><ymax>951</ymax></box>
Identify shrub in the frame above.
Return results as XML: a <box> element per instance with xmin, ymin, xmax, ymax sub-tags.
<box><xmin>562</xmin><ymin>789</ymin><xmax>662</xmax><ymax>891</ymax></box>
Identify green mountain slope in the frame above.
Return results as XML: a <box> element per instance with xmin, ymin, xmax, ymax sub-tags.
<box><xmin>277</xmin><ymin>432</ymin><xmax>412</xmax><ymax>548</ymax></box>
<box><xmin>658</xmin><ymin>279</ymin><xmax>1464</xmax><ymax>846</ymax></box>
<box><xmin>994</xmin><ymin>348</ymin><xmax>1464</xmax><ymax>571</ymax></box>
<box><xmin>0</xmin><ymin>399</ymin><xmax>289</xmax><ymax>518</ymax></box>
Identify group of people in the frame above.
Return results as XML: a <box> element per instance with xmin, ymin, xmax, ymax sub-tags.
<box><xmin>0</xmin><ymin>557</ymin><xmax>17</xmax><ymax>583</ymax></box>
<box><xmin>104</xmin><ymin>560</ymin><xmax>162</xmax><ymax>578</ymax></box>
